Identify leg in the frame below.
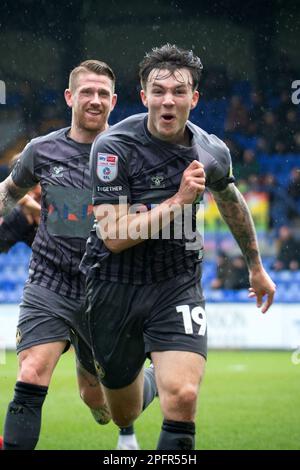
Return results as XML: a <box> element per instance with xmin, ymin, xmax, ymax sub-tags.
<box><xmin>151</xmin><ymin>350</ymin><xmax>206</xmax><ymax>450</ymax></box>
<box><xmin>85</xmin><ymin>279</ymin><xmax>158</xmax><ymax>443</ymax></box>
<box><xmin>102</xmin><ymin>368</ymin><xmax>144</xmax><ymax>428</ymax></box>
<box><xmin>76</xmin><ymin>358</ymin><xmax>111</xmax><ymax>425</ymax></box>
<box><xmin>17</xmin><ymin>341</ymin><xmax>66</xmax><ymax>386</ymax></box>
<box><xmin>3</xmin><ymin>341</ymin><xmax>66</xmax><ymax>450</ymax></box>
<box><xmin>76</xmin><ymin>359</ymin><xmax>143</xmax><ymax>450</ymax></box>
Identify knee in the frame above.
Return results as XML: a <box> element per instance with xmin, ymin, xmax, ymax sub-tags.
<box><xmin>79</xmin><ymin>384</ymin><xmax>105</xmax><ymax>409</ymax></box>
<box><xmin>18</xmin><ymin>358</ymin><xmax>47</xmax><ymax>385</ymax></box>
<box><xmin>161</xmin><ymin>383</ymin><xmax>199</xmax><ymax>420</ymax></box>
<box><xmin>111</xmin><ymin>407</ymin><xmax>141</xmax><ymax>428</ymax></box>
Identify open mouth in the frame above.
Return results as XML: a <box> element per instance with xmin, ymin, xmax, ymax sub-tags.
<box><xmin>161</xmin><ymin>114</ymin><xmax>175</xmax><ymax>122</ymax></box>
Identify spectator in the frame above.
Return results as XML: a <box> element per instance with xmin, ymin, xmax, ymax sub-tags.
<box><xmin>287</xmin><ymin>168</ymin><xmax>300</xmax><ymax>222</ymax></box>
<box><xmin>248</xmin><ymin>90</ymin><xmax>266</xmax><ymax>128</ymax></box>
<box><xmin>283</xmin><ymin>109</ymin><xmax>300</xmax><ymax>153</ymax></box>
<box><xmin>235</xmin><ymin>149</ymin><xmax>260</xmax><ymax>181</ymax></box>
<box><xmin>226</xmin><ymin>255</ymin><xmax>249</xmax><ymax>290</ymax></box>
<box><xmin>211</xmin><ymin>253</ymin><xmax>249</xmax><ymax>290</ymax></box>
<box><xmin>211</xmin><ymin>251</ymin><xmax>232</xmax><ymax>289</ymax></box>
<box><xmin>262</xmin><ymin>174</ymin><xmax>289</xmax><ymax>230</ymax></box>
<box><xmin>273</xmin><ymin>225</ymin><xmax>300</xmax><ymax>271</ymax></box>
<box><xmin>259</xmin><ymin>111</ymin><xmax>280</xmax><ymax>154</ymax></box>
<box><xmin>225</xmin><ymin>95</ymin><xmax>249</xmax><ymax>133</ymax></box>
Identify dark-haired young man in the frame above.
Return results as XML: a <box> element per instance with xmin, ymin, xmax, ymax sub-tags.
<box><xmin>82</xmin><ymin>44</ymin><xmax>276</xmax><ymax>450</ymax></box>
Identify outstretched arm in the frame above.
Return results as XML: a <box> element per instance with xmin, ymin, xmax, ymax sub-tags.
<box><xmin>211</xmin><ymin>183</ymin><xmax>276</xmax><ymax>313</ymax></box>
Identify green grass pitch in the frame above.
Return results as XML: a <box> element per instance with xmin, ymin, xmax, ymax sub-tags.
<box><xmin>0</xmin><ymin>350</ymin><xmax>299</xmax><ymax>450</ymax></box>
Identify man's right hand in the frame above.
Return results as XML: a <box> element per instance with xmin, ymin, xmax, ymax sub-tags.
<box><xmin>174</xmin><ymin>160</ymin><xmax>206</xmax><ymax>205</ymax></box>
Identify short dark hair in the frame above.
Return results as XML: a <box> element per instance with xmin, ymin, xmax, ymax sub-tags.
<box><xmin>139</xmin><ymin>44</ymin><xmax>203</xmax><ymax>91</ymax></box>
<box><xmin>69</xmin><ymin>60</ymin><xmax>116</xmax><ymax>92</ymax></box>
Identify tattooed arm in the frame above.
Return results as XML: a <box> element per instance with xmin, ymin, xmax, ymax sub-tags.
<box><xmin>211</xmin><ymin>183</ymin><xmax>261</xmax><ymax>269</ymax></box>
<box><xmin>0</xmin><ymin>175</ymin><xmax>36</xmax><ymax>218</ymax></box>
<box><xmin>211</xmin><ymin>183</ymin><xmax>276</xmax><ymax>313</ymax></box>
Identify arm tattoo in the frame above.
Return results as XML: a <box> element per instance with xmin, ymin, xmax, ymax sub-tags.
<box><xmin>211</xmin><ymin>184</ymin><xmax>262</xmax><ymax>270</ymax></box>
<box><xmin>0</xmin><ymin>178</ymin><xmax>27</xmax><ymax>217</ymax></box>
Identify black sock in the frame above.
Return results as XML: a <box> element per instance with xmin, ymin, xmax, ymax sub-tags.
<box><xmin>3</xmin><ymin>381</ymin><xmax>48</xmax><ymax>450</ymax></box>
<box><xmin>119</xmin><ymin>424</ymin><xmax>134</xmax><ymax>435</ymax></box>
<box><xmin>143</xmin><ymin>365</ymin><xmax>157</xmax><ymax>411</ymax></box>
<box><xmin>156</xmin><ymin>419</ymin><xmax>195</xmax><ymax>450</ymax></box>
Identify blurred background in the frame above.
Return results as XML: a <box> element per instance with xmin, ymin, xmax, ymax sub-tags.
<box><xmin>0</xmin><ymin>0</ymin><xmax>300</xmax><ymax>349</ymax></box>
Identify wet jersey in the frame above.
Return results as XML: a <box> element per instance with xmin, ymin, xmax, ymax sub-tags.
<box><xmin>81</xmin><ymin>114</ymin><xmax>234</xmax><ymax>284</ymax></box>
<box><xmin>11</xmin><ymin>128</ymin><xmax>93</xmax><ymax>299</ymax></box>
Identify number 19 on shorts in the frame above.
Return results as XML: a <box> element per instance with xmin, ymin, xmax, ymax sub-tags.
<box><xmin>176</xmin><ymin>305</ymin><xmax>207</xmax><ymax>335</ymax></box>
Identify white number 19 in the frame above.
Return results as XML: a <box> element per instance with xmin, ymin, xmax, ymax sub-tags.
<box><xmin>176</xmin><ymin>305</ymin><xmax>207</xmax><ymax>336</ymax></box>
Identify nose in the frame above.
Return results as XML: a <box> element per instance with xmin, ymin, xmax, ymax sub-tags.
<box><xmin>162</xmin><ymin>92</ymin><xmax>175</xmax><ymax>106</ymax></box>
<box><xmin>90</xmin><ymin>93</ymin><xmax>101</xmax><ymax>105</ymax></box>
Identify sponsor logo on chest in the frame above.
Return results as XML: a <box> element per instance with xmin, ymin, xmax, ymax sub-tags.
<box><xmin>51</xmin><ymin>165</ymin><xmax>64</xmax><ymax>177</ymax></box>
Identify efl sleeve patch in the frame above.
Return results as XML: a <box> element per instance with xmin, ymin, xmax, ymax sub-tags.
<box><xmin>96</xmin><ymin>153</ymin><xmax>118</xmax><ymax>183</ymax></box>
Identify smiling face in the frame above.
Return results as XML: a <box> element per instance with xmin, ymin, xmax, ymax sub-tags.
<box><xmin>140</xmin><ymin>68</ymin><xmax>199</xmax><ymax>145</ymax></box>
<box><xmin>64</xmin><ymin>72</ymin><xmax>117</xmax><ymax>143</ymax></box>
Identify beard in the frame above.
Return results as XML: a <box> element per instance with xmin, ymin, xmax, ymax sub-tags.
<box><xmin>77</xmin><ymin>110</ymin><xmax>107</xmax><ymax>133</ymax></box>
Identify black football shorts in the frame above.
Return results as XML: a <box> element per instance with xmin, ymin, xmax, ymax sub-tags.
<box><xmin>86</xmin><ymin>268</ymin><xmax>207</xmax><ymax>389</ymax></box>
<box><xmin>16</xmin><ymin>283</ymin><xmax>96</xmax><ymax>375</ymax></box>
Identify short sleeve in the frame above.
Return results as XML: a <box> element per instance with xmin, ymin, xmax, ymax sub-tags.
<box><xmin>206</xmin><ymin>138</ymin><xmax>235</xmax><ymax>192</ymax></box>
<box><xmin>90</xmin><ymin>137</ymin><xmax>131</xmax><ymax>206</ymax></box>
<box><xmin>11</xmin><ymin>142</ymin><xmax>39</xmax><ymax>188</ymax></box>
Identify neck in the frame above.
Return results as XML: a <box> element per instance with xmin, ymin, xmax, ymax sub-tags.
<box><xmin>174</xmin><ymin>128</ymin><xmax>191</xmax><ymax>146</ymax></box>
<box><xmin>68</xmin><ymin>124</ymin><xmax>107</xmax><ymax>144</ymax></box>
<box><xmin>154</xmin><ymin>128</ymin><xmax>191</xmax><ymax>146</ymax></box>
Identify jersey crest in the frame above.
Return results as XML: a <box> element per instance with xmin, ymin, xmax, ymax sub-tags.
<box><xmin>97</xmin><ymin>153</ymin><xmax>118</xmax><ymax>182</ymax></box>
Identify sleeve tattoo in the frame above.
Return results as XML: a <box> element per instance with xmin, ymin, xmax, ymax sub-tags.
<box><xmin>0</xmin><ymin>177</ymin><xmax>28</xmax><ymax>217</ymax></box>
<box><xmin>211</xmin><ymin>183</ymin><xmax>262</xmax><ymax>270</ymax></box>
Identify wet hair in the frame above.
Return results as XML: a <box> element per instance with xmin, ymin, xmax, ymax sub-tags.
<box><xmin>69</xmin><ymin>60</ymin><xmax>116</xmax><ymax>92</ymax></box>
<box><xmin>139</xmin><ymin>44</ymin><xmax>203</xmax><ymax>91</ymax></box>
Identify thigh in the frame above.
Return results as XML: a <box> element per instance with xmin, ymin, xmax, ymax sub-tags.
<box><xmin>151</xmin><ymin>350</ymin><xmax>206</xmax><ymax>392</ymax></box>
<box><xmin>86</xmin><ymin>278</ymin><xmax>147</xmax><ymax>389</ymax></box>
<box><xmin>102</xmin><ymin>368</ymin><xmax>144</xmax><ymax>426</ymax></box>
<box><xmin>17</xmin><ymin>284</ymin><xmax>73</xmax><ymax>354</ymax></box>
<box><xmin>151</xmin><ymin>350</ymin><xmax>206</xmax><ymax>421</ymax></box>
<box><xmin>144</xmin><ymin>273</ymin><xmax>207</xmax><ymax>358</ymax></box>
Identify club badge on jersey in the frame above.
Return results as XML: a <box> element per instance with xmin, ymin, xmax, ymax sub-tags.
<box><xmin>97</xmin><ymin>153</ymin><xmax>118</xmax><ymax>183</ymax></box>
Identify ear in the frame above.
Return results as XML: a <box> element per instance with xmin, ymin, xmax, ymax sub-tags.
<box><xmin>64</xmin><ymin>89</ymin><xmax>73</xmax><ymax>108</ymax></box>
<box><xmin>190</xmin><ymin>90</ymin><xmax>199</xmax><ymax>110</ymax></box>
<box><xmin>111</xmin><ymin>93</ymin><xmax>118</xmax><ymax>111</ymax></box>
<box><xmin>140</xmin><ymin>89</ymin><xmax>148</xmax><ymax>108</ymax></box>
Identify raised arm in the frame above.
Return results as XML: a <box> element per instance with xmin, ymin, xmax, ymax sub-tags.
<box><xmin>210</xmin><ymin>183</ymin><xmax>276</xmax><ymax>313</ymax></box>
